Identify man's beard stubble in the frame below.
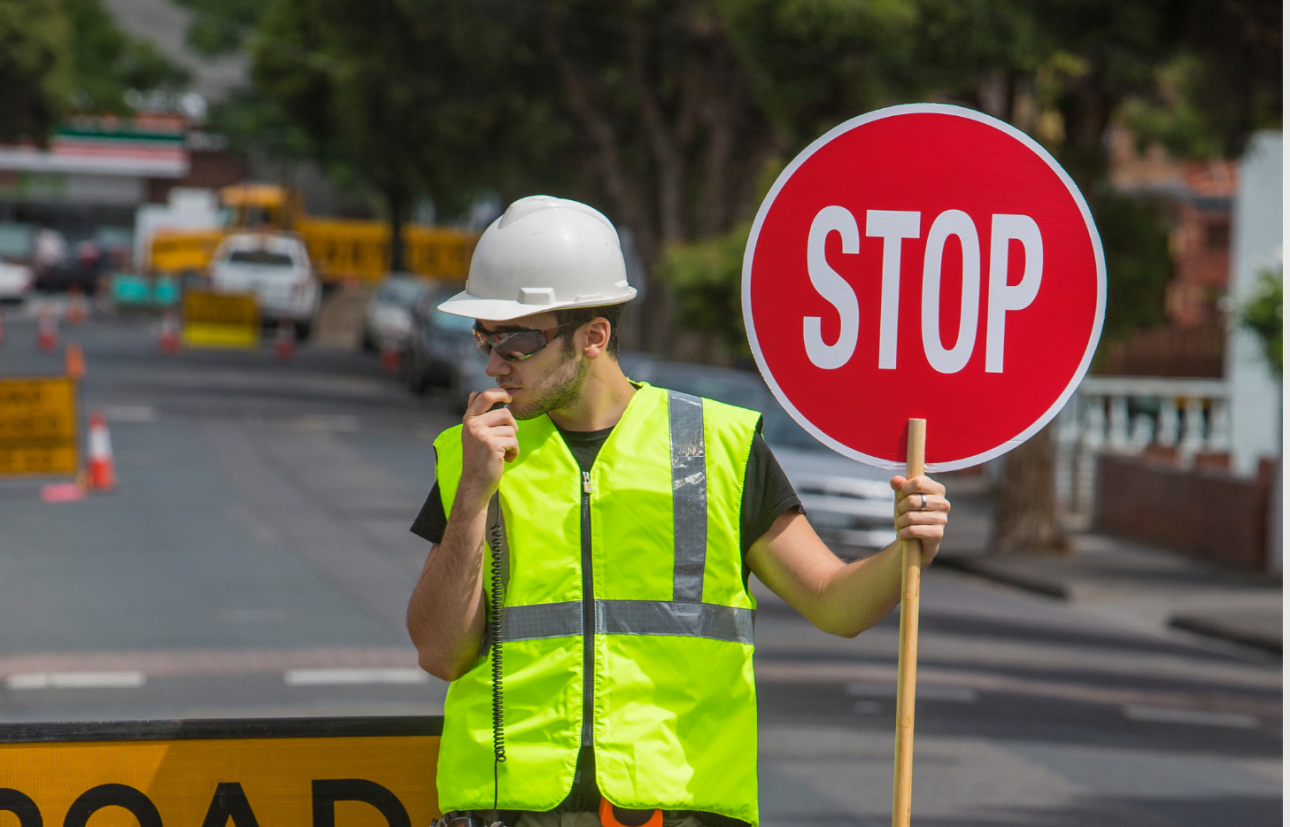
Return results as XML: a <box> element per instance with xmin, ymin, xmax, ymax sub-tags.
<box><xmin>507</xmin><ymin>348</ymin><xmax>589</xmax><ymax>420</ymax></box>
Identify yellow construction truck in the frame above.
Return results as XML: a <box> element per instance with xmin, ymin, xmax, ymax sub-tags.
<box><xmin>148</xmin><ymin>183</ymin><xmax>478</xmax><ymax>284</ymax></box>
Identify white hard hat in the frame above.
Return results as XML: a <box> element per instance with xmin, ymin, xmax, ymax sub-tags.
<box><xmin>437</xmin><ymin>195</ymin><xmax>637</xmax><ymax>321</ymax></box>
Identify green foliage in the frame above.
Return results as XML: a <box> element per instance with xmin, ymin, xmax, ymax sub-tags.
<box><xmin>1242</xmin><ymin>266</ymin><xmax>1282</xmax><ymax>374</ymax></box>
<box><xmin>1120</xmin><ymin>54</ymin><xmax>1228</xmax><ymax>159</ymax></box>
<box><xmin>64</xmin><ymin>0</ymin><xmax>189</xmax><ymax>113</ymax></box>
<box><xmin>1090</xmin><ymin>189</ymin><xmax>1172</xmax><ymax>343</ymax></box>
<box><xmin>656</xmin><ymin>222</ymin><xmax>752</xmax><ymax>356</ymax></box>
<box><xmin>172</xmin><ymin>0</ymin><xmax>263</xmax><ymax>55</ymax></box>
<box><xmin>0</xmin><ymin>0</ymin><xmax>73</xmax><ymax>143</ymax></box>
<box><xmin>0</xmin><ymin>0</ymin><xmax>188</xmax><ymax>143</ymax></box>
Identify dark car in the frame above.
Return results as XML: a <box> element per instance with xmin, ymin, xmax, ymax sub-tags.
<box><xmin>403</xmin><ymin>281</ymin><xmax>493</xmax><ymax>410</ymax></box>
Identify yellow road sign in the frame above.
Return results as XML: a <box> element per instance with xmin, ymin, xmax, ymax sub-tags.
<box><xmin>0</xmin><ymin>717</ymin><xmax>442</xmax><ymax>827</ymax></box>
<box><xmin>182</xmin><ymin>290</ymin><xmax>260</xmax><ymax>348</ymax></box>
<box><xmin>0</xmin><ymin>376</ymin><xmax>78</xmax><ymax>476</ymax></box>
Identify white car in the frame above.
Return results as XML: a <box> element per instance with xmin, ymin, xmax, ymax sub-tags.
<box><xmin>209</xmin><ymin>233</ymin><xmax>320</xmax><ymax>337</ymax></box>
<box><xmin>0</xmin><ymin>261</ymin><xmax>33</xmax><ymax>303</ymax></box>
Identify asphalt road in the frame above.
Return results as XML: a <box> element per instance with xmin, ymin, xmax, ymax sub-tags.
<box><xmin>0</xmin><ymin>306</ymin><xmax>1280</xmax><ymax>826</ymax></box>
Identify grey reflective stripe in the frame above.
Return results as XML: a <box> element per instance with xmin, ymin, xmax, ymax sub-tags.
<box><xmin>668</xmin><ymin>391</ymin><xmax>706</xmax><ymax>603</ymax></box>
<box><xmin>500</xmin><ymin>601</ymin><xmax>582</xmax><ymax>641</ymax></box>
<box><xmin>501</xmin><ymin>600</ymin><xmax>753</xmax><ymax>644</ymax></box>
<box><xmin>596</xmin><ymin>600</ymin><xmax>753</xmax><ymax>645</ymax></box>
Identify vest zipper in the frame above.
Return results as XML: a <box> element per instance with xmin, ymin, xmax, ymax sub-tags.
<box><xmin>580</xmin><ymin>469</ymin><xmax>594</xmax><ymax>747</ymax></box>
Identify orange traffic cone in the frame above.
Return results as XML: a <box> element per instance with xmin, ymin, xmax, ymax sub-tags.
<box><xmin>379</xmin><ymin>337</ymin><xmax>401</xmax><ymax>372</ymax></box>
<box><xmin>274</xmin><ymin>318</ymin><xmax>296</xmax><ymax>362</ymax></box>
<box><xmin>66</xmin><ymin>286</ymin><xmax>87</xmax><ymax>324</ymax></box>
<box><xmin>86</xmin><ymin>413</ymin><xmax>117</xmax><ymax>491</ymax></box>
<box><xmin>37</xmin><ymin>307</ymin><xmax>58</xmax><ymax>352</ymax></box>
<box><xmin>159</xmin><ymin>312</ymin><xmax>181</xmax><ymax>354</ymax></box>
<box><xmin>65</xmin><ymin>342</ymin><xmax>85</xmax><ymax>381</ymax></box>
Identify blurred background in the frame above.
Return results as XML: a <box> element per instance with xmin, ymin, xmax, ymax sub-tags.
<box><xmin>0</xmin><ymin>0</ymin><xmax>1282</xmax><ymax>824</ymax></box>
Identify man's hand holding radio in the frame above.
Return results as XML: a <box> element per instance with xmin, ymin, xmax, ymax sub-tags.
<box><xmin>457</xmin><ymin>388</ymin><xmax>518</xmax><ymax>515</ymax></box>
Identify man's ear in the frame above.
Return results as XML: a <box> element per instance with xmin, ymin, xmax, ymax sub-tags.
<box><xmin>583</xmin><ymin>317</ymin><xmax>611</xmax><ymax>357</ymax></box>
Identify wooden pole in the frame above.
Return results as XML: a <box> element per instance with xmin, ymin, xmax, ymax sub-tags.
<box><xmin>892</xmin><ymin>418</ymin><xmax>926</xmax><ymax>827</ymax></box>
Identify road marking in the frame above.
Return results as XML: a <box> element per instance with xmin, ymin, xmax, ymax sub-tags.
<box><xmin>103</xmin><ymin>405</ymin><xmax>159</xmax><ymax>423</ymax></box>
<box><xmin>756</xmin><ymin>660</ymin><xmax>1281</xmax><ymax>718</ymax></box>
<box><xmin>845</xmin><ymin>681</ymin><xmax>978</xmax><ymax>703</ymax></box>
<box><xmin>284</xmin><ymin>668</ymin><xmax>429</xmax><ymax>686</ymax></box>
<box><xmin>297</xmin><ymin>414</ymin><xmax>361</xmax><ymax>432</ymax></box>
<box><xmin>0</xmin><ymin>647</ymin><xmax>419</xmax><ymax>680</ymax></box>
<box><xmin>1123</xmin><ymin>705</ymin><xmax>1260</xmax><ymax>729</ymax></box>
<box><xmin>7</xmin><ymin>671</ymin><xmax>146</xmax><ymax>690</ymax></box>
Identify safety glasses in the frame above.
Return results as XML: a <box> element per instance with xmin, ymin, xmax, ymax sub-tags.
<box><xmin>472</xmin><ymin>320</ymin><xmax>583</xmax><ymax>362</ymax></box>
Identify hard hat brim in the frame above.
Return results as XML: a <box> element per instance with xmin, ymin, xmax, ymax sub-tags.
<box><xmin>436</xmin><ymin>288</ymin><xmax>636</xmax><ymax>322</ymax></box>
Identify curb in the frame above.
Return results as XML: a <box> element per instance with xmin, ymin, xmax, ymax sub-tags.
<box><xmin>1168</xmin><ymin>614</ymin><xmax>1283</xmax><ymax>656</ymax></box>
<box><xmin>934</xmin><ymin>556</ymin><xmax>1070</xmax><ymax>600</ymax></box>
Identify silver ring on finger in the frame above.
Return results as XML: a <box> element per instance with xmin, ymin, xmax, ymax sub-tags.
<box><xmin>918</xmin><ymin>494</ymin><xmax>928</xmax><ymax>511</ymax></box>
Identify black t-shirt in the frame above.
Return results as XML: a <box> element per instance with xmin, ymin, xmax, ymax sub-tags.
<box><xmin>410</xmin><ymin>421</ymin><xmax>797</xmax><ymax>824</ymax></box>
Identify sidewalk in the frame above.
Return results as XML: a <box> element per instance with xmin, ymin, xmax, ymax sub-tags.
<box><xmin>936</xmin><ymin>474</ymin><xmax>1283</xmax><ymax>655</ymax></box>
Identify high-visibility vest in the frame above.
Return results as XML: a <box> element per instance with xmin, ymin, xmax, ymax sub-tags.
<box><xmin>433</xmin><ymin>383</ymin><xmax>762</xmax><ymax>825</ymax></box>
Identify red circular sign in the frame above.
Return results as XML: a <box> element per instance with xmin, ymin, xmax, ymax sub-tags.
<box><xmin>743</xmin><ymin>104</ymin><xmax>1105</xmax><ymax>471</ymax></box>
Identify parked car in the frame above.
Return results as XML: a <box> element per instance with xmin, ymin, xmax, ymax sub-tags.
<box><xmin>362</xmin><ymin>274</ymin><xmax>430</xmax><ymax>351</ymax></box>
<box><xmin>208</xmin><ymin>233</ymin><xmax>320</xmax><ymax>337</ymax></box>
<box><xmin>631</xmin><ymin>357</ymin><xmax>896</xmax><ymax>556</ymax></box>
<box><xmin>403</xmin><ymin>281</ymin><xmax>493</xmax><ymax>410</ymax></box>
<box><xmin>0</xmin><ymin>261</ymin><xmax>34</xmax><ymax>304</ymax></box>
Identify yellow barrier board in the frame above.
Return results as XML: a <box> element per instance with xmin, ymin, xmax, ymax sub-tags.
<box><xmin>151</xmin><ymin>229</ymin><xmax>226</xmax><ymax>274</ymax></box>
<box><xmin>0</xmin><ymin>717</ymin><xmax>441</xmax><ymax>827</ymax></box>
<box><xmin>0</xmin><ymin>376</ymin><xmax>78</xmax><ymax>476</ymax></box>
<box><xmin>182</xmin><ymin>291</ymin><xmax>260</xmax><ymax>349</ymax></box>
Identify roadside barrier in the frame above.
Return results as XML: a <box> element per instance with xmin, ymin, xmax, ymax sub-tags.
<box><xmin>86</xmin><ymin>413</ymin><xmax>116</xmax><ymax>492</ymax></box>
<box><xmin>65</xmin><ymin>343</ymin><xmax>85</xmax><ymax>382</ymax></box>
<box><xmin>0</xmin><ymin>716</ymin><xmax>442</xmax><ymax>826</ymax></box>
<box><xmin>0</xmin><ymin>377</ymin><xmax>78</xmax><ymax>477</ymax></box>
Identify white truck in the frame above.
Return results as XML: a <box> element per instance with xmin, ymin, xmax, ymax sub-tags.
<box><xmin>208</xmin><ymin>233</ymin><xmax>320</xmax><ymax>338</ymax></box>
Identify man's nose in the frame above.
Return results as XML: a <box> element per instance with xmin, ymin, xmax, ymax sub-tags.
<box><xmin>484</xmin><ymin>347</ymin><xmax>511</xmax><ymax>378</ymax></box>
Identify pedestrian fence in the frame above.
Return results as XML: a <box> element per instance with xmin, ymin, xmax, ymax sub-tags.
<box><xmin>1055</xmin><ymin>376</ymin><xmax>1231</xmax><ymax>523</ymax></box>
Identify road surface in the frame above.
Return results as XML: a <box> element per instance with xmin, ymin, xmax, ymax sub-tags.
<box><xmin>0</xmin><ymin>308</ymin><xmax>1279</xmax><ymax>826</ymax></box>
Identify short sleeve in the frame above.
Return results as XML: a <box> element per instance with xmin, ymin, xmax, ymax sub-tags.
<box><xmin>739</xmin><ymin>433</ymin><xmax>801</xmax><ymax>554</ymax></box>
<box><xmin>411</xmin><ymin>483</ymin><xmax>449</xmax><ymax>544</ymax></box>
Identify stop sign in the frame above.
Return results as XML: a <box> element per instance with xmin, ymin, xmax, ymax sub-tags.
<box><xmin>743</xmin><ymin>104</ymin><xmax>1105</xmax><ymax>471</ymax></box>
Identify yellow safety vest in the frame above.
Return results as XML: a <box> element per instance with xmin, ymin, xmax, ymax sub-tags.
<box><xmin>433</xmin><ymin>383</ymin><xmax>762</xmax><ymax>824</ymax></box>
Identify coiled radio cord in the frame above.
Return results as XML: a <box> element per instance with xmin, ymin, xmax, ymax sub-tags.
<box><xmin>488</xmin><ymin>507</ymin><xmax>507</xmax><ymax>826</ymax></box>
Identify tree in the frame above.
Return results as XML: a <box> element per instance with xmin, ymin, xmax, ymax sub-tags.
<box><xmin>0</xmin><ymin>0</ymin><xmax>189</xmax><ymax>147</ymax></box>
<box><xmin>0</xmin><ymin>0</ymin><xmax>72</xmax><ymax>144</ymax></box>
<box><xmin>248</xmin><ymin>0</ymin><xmax>563</xmax><ymax>270</ymax></box>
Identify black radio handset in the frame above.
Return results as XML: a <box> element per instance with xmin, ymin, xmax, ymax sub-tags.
<box><xmin>486</xmin><ymin>399</ymin><xmax>507</xmax><ymax>827</ymax></box>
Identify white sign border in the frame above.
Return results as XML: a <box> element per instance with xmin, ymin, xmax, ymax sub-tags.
<box><xmin>742</xmin><ymin>102</ymin><xmax>1107</xmax><ymax>472</ymax></box>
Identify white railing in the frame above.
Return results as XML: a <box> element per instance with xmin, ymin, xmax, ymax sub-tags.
<box><xmin>1055</xmin><ymin>376</ymin><xmax>1230</xmax><ymax>522</ymax></box>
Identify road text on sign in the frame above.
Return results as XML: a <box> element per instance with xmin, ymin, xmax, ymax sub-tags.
<box><xmin>0</xmin><ymin>717</ymin><xmax>441</xmax><ymax>827</ymax></box>
<box><xmin>0</xmin><ymin>377</ymin><xmax>78</xmax><ymax>476</ymax></box>
<box><xmin>182</xmin><ymin>290</ymin><xmax>259</xmax><ymax>348</ymax></box>
<box><xmin>743</xmin><ymin>103</ymin><xmax>1105</xmax><ymax>471</ymax></box>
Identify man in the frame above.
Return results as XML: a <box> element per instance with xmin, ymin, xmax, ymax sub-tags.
<box><xmin>407</xmin><ymin>196</ymin><xmax>949</xmax><ymax>827</ymax></box>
